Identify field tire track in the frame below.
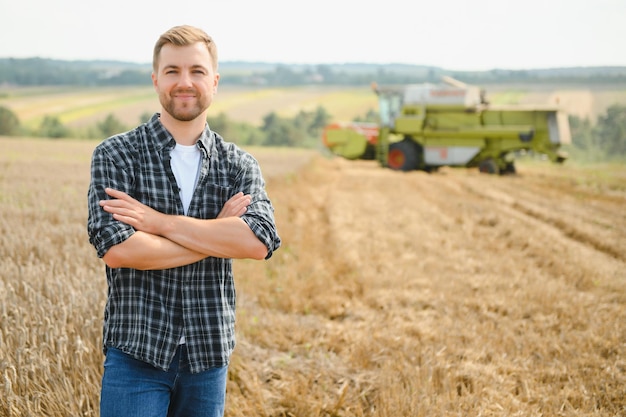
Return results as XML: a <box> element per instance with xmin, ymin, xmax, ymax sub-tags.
<box><xmin>509</xmin><ymin>200</ymin><xmax>625</xmax><ymax>262</ymax></box>
<box><xmin>454</xmin><ymin>176</ymin><xmax>626</xmax><ymax>262</ymax></box>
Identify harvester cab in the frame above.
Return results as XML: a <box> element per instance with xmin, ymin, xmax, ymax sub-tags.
<box><xmin>322</xmin><ymin>77</ymin><xmax>571</xmax><ymax>174</ymax></box>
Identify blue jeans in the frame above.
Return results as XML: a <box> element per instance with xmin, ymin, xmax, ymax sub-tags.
<box><xmin>100</xmin><ymin>345</ymin><xmax>228</xmax><ymax>417</ymax></box>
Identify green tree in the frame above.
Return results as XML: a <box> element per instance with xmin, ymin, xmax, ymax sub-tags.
<box><xmin>207</xmin><ymin>112</ymin><xmax>267</xmax><ymax>146</ymax></box>
<box><xmin>207</xmin><ymin>112</ymin><xmax>232</xmax><ymax>138</ymax></box>
<box><xmin>0</xmin><ymin>105</ymin><xmax>20</xmax><ymax>135</ymax></box>
<box><xmin>311</xmin><ymin>106</ymin><xmax>332</xmax><ymax>130</ymax></box>
<box><xmin>567</xmin><ymin>115</ymin><xmax>599</xmax><ymax>161</ymax></box>
<box><xmin>139</xmin><ymin>112</ymin><xmax>152</xmax><ymax>124</ymax></box>
<box><xmin>98</xmin><ymin>114</ymin><xmax>127</xmax><ymax>138</ymax></box>
<box><xmin>39</xmin><ymin>116</ymin><xmax>70</xmax><ymax>138</ymax></box>
<box><xmin>300</xmin><ymin>106</ymin><xmax>332</xmax><ymax>137</ymax></box>
<box><xmin>261</xmin><ymin>112</ymin><xmax>305</xmax><ymax>147</ymax></box>
<box><xmin>595</xmin><ymin>104</ymin><xmax>626</xmax><ymax>158</ymax></box>
<box><xmin>353</xmin><ymin>108</ymin><xmax>379</xmax><ymax>123</ymax></box>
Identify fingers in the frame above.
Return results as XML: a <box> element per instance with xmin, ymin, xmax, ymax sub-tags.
<box><xmin>217</xmin><ymin>192</ymin><xmax>252</xmax><ymax>218</ymax></box>
<box><xmin>232</xmin><ymin>193</ymin><xmax>251</xmax><ymax>209</ymax></box>
<box><xmin>99</xmin><ymin>188</ymin><xmax>142</xmax><ymax>217</ymax></box>
<box><xmin>99</xmin><ymin>198</ymin><xmax>129</xmax><ymax>209</ymax></box>
<box><xmin>100</xmin><ymin>188</ymin><xmax>140</xmax><ymax>210</ymax></box>
<box><xmin>104</xmin><ymin>187</ymin><xmax>135</xmax><ymax>202</ymax></box>
<box><xmin>100</xmin><ymin>203</ymin><xmax>133</xmax><ymax>217</ymax></box>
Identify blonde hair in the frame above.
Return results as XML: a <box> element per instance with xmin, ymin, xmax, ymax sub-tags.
<box><xmin>153</xmin><ymin>25</ymin><xmax>218</xmax><ymax>72</ymax></box>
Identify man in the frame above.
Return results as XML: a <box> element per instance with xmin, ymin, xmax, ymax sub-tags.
<box><xmin>87</xmin><ymin>25</ymin><xmax>281</xmax><ymax>417</ymax></box>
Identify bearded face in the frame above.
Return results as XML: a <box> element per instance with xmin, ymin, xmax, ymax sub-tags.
<box><xmin>152</xmin><ymin>43</ymin><xmax>219</xmax><ymax>123</ymax></box>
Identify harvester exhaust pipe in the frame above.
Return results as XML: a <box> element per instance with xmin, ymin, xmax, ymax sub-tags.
<box><xmin>441</xmin><ymin>76</ymin><xmax>468</xmax><ymax>89</ymax></box>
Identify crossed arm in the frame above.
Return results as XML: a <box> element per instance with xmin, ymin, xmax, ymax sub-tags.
<box><xmin>99</xmin><ymin>188</ymin><xmax>268</xmax><ymax>270</ymax></box>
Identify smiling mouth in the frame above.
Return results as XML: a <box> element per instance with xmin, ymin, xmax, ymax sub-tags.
<box><xmin>172</xmin><ymin>89</ymin><xmax>197</xmax><ymax>98</ymax></box>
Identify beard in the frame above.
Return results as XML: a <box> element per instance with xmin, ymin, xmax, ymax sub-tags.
<box><xmin>159</xmin><ymin>88</ymin><xmax>211</xmax><ymax>122</ymax></box>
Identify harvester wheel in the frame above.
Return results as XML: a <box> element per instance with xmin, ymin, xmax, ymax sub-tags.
<box><xmin>388</xmin><ymin>138</ymin><xmax>420</xmax><ymax>171</ymax></box>
<box><xmin>502</xmin><ymin>162</ymin><xmax>517</xmax><ymax>175</ymax></box>
<box><xmin>478</xmin><ymin>159</ymin><xmax>499</xmax><ymax>175</ymax></box>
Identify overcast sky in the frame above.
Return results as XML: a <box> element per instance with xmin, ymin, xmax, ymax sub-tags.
<box><xmin>0</xmin><ymin>0</ymin><xmax>623</xmax><ymax>71</ymax></box>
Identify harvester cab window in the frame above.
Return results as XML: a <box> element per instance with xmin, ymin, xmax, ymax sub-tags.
<box><xmin>378</xmin><ymin>92</ymin><xmax>402</xmax><ymax>128</ymax></box>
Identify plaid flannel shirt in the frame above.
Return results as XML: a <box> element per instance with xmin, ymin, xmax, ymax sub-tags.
<box><xmin>87</xmin><ymin>114</ymin><xmax>280</xmax><ymax>373</ymax></box>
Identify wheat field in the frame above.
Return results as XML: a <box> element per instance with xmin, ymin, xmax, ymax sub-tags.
<box><xmin>0</xmin><ymin>137</ymin><xmax>624</xmax><ymax>416</ymax></box>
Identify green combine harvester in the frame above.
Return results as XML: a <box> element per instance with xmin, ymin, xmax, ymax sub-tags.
<box><xmin>322</xmin><ymin>77</ymin><xmax>571</xmax><ymax>174</ymax></box>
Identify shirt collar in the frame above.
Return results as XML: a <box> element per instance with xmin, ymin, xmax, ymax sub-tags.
<box><xmin>147</xmin><ymin>113</ymin><xmax>213</xmax><ymax>156</ymax></box>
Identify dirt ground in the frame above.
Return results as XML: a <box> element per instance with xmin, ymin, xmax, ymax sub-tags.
<box><xmin>0</xmin><ymin>138</ymin><xmax>624</xmax><ymax>416</ymax></box>
<box><xmin>231</xmin><ymin>154</ymin><xmax>626</xmax><ymax>416</ymax></box>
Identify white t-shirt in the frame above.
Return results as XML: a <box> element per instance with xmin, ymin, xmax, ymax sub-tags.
<box><xmin>170</xmin><ymin>143</ymin><xmax>201</xmax><ymax>344</ymax></box>
<box><xmin>170</xmin><ymin>143</ymin><xmax>201</xmax><ymax>215</ymax></box>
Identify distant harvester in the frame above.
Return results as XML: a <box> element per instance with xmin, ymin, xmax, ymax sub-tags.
<box><xmin>322</xmin><ymin>77</ymin><xmax>571</xmax><ymax>174</ymax></box>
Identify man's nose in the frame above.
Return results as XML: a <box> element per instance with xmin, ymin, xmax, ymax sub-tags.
<box><xmin>178</xmin><ymin>71</ymin><xmax>193</xmax><ymax>87</ymax></box>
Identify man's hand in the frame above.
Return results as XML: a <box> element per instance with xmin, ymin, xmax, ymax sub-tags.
<box><xmin>218</xmin><ymin>192</ymin><xmax>251</xmax><ymax>218</ymax></box>
<box><xmin>100</xmin><ymin>188</ymin><xmax>165</xmax><ymax>235</ymax></box>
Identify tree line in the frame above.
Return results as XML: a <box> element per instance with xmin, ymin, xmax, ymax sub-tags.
<box><xmin>0</xmin><ymin>103</ymin><xmax>624</xmax><ymax>163</ymax></box>
<box><xmin>2</xmin><ymin>58</ymin><xmax>626</xmax><ymax>87</ymax></box>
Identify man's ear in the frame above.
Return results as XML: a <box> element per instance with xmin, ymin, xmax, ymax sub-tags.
<box><xmin>213</xmin><ymin>73</ymin><xmax>220</xmax><ymax>94</ymax></box>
